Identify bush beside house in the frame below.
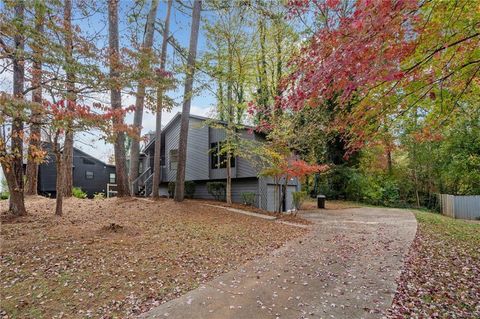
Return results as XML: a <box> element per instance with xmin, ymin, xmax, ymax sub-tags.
<box><xmin>168</xmin><ymin>181</ymin><xmax>196</xmax><ymax>199</ymax></box>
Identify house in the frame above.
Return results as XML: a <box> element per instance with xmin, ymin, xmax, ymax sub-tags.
<box><xmin>38</xmin><ymin>143</ymin><xmax>116</xmax><ymax>198</ymax></box>
<box><xmin>0</xmin><ymin>167</ymin><xmax>6</xmax><ymax>193</ymax></box>
<box><xmin>135</xmin><ymin>113</ymin><xmax>300</xmax><ymax>212</ymax></box>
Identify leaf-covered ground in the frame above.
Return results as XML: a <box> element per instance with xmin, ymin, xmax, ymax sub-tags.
<box><xmin>388</xmin><ymin>211</ymin><xmax>480</xmax><ymax>318</ymax></box>
<box><xmin>197</xmin><ymin>199</ymin><xmax>313</xmax><ymax>225</ymax></box>
<box><xmin>0</xmin><ymin>197</ymin><xmax>305</xmax><ymax>318</ymax></box>
<box><xmin>301</xmin><ymin>198</ymin><xmax>361</xmax><ymax>211</ymax></box>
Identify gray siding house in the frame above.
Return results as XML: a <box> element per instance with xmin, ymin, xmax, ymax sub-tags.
<box><xmin>38</xmin><ymin>143</ymin><xmax>116</xmax><ymax>198</ymax></box>
<box><xmin>134</xmin><ymin>113</ymin><xmax>300</xmax><ymax>211</ymax></box>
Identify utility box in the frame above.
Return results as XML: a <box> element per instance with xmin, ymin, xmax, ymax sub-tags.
<box><xmin>317</xmin><ymin>195</ymin><xmax>326</xmax><ymax>209</ymax></box>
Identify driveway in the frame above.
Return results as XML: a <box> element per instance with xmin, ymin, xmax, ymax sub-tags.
<box><xmin>140</xmin><ymin>207</ymin><xmax>417</xmax><ymax>319</ymax></box>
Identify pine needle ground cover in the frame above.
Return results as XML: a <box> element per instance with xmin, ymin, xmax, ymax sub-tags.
<box><xmin>0</xmin><ymin>197</ymin><xmax>305</xmax><ymax>318</ymax></box>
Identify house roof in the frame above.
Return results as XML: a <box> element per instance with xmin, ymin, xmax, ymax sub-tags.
<box><xmin>40</xmin><ymin>141</ymin><xmax>114</xmax><ymax>168</ymax></box>
<box><xmin>141</xmin><ymin>112</ymin><xmax>257</xmax><ymax>153</ymax></box>
<box><xmin>73</xmin><ymin>147</ymin><xmax>115</xmax><ymax>168</ymax></box>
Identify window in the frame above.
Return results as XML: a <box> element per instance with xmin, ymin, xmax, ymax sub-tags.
<box><xmin>169</xmin><ymin>149</ymin><xmax>178</xmax><ymax>170</ymax></box>
<box><xmin>109</xmin><ymin>173</ymin><xmax>116</xmax><ymax>184</ymax></box>
<box><xmin>85</xmin><ymin>171</ymin><xmax>94</xmax><ymax>180</ymax></box>
<box><xmin>210</xmin><ymin>142</ymin><xmax>235</xmax><ymax>169</ymax></box>
<box><xmin>82</xmin><ymin>158</ymin><xmax>95</xmax><ymax>165</ymax></box>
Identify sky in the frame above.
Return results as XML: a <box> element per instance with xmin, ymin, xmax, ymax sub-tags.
<box><xmin>82</xmin><ymin>1</ymin><xmax>218</xmax><ymax>161</ymax></box>
<box><xmin>0</xmin><ymin>1</ymin><xmax>218</xmax><ymax>162</ymax></box>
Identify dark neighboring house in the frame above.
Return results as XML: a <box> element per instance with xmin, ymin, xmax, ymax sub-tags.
<box><xmin>38</xmin><ymin>143</ymin><xmax>116</xmax><ymax>198</ymax></box>
<box><xmin>134</xmin><ymin>113</ymin><xmax>300</xmax><ymax>212</ymax></box>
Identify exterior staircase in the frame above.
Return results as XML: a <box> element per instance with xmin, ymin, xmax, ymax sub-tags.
<box><xmin>132</xmin><ymin>168</ymin><xmax>154</xmax><ymax>197</ymax></box>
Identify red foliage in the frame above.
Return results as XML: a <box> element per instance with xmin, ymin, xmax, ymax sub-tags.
<box><xmin>44</xmin><ymin>99</ymin><xmax>135</xmax><ymax>138</ymax></box>
<box><xmin>280</xmin><ymin>0</ymin><xmax>418</xmax><ymax>112</ymax></box>
<box><xmin>248</xmin><ymin>0</ymin><xmax>420</xmax><ymax>144</ymax></box>
<box><xmin>285</xmin><ymin>160</ymin><xmax>329</xmax><ymax>180</ymax></box>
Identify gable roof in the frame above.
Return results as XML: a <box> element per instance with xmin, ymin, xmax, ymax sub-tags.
<box><xmin>40</xmin><ymin>141</ymin><xmax>114</xmax><ymax>168</ymax></box>
<box><xmin>73</xmin><ymin>147</ymin><xmax>115</xmax><ymax>168</ymax></box>
<box><xmin>141</xmin><ymin>112</ymin><xmax>257</xmax><ymax>153</ymax></box>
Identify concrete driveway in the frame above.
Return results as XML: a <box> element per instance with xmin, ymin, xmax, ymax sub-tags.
<box><xmin>140</xmin><ymin>207</ymin><xmax>417</xmax><ymax>319</ymax></box>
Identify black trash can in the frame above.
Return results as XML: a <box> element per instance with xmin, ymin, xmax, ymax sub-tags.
<box><xmin>317</xmin><ymin>195</ymin><xmax>326</xmax><ymax>209</ymax></box>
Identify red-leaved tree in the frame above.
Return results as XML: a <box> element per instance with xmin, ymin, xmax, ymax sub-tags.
<box><xmin>279</xmin><ymin>0</ymin><xmax>479</xmax><ymax>153</ymax></box>
<box><xmin>43</xmin><ymin>99</ymin><xmax>129</xmax><ymax>216</ymax></box>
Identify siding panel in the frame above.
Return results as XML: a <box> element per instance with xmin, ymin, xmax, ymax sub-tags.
<box><xmin>186</xmin><ymin>118</ymin><xmax>209</xmax><ymax>180</ymax></box>
<box><xmin>193</xmin><ymin>178</ymin><xmax>259</xmax><ymax>206</ymax></box>
<box><xmin>38</xmin><ymin>146</ymin><xmax>114</xmax><ymax>197</ymax></box>
<box><xmin>236</xmin><ymin>130</ymin><xmax>258</xmax><ymax>178</ymax></box>
<box><xmin>164</xmin><ymin>116</ymin><xmax>181</xmax><ymax>182</ymax></box>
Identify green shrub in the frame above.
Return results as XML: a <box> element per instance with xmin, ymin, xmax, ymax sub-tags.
<box><xmin>315</xmin><ymin>167</ymin><xmax>355</xmax><ymax>199</ymax></box>
<box><xmin>185</xmin><ymin>181</ymin><xmax>196</xmax><ymax>199</ymax></box>
<box><xmin>93</xmin><ymin>192</ymin><xmax>105</xmax><ymax>200</ymax></box>
<box><xmin>168</xmin><ymin>182</ymin><xmax>175</xmax><ymax>198</ymax></box>
<box><xmin>1</xmin><ymin>178</ymin><xmax>8</xmax><ymax>193</ymax></box>
<box><xmin>381</xmin><ymin>179</ymin><xmax>400</xmax><ymax>207</ymax></box>
<box><xmin>241</xmin><ymin>192</ymin><xmax>256</xmax><ymax>206</ymax></box>
<box><xmin>206</xmin><ymin>182</ymin><xmax>226</xmax><ymax>201</ymax></box>
<box><xmin>345</xmin><ymin>171</ymin><xmax>384</xmax><ymax>205</ymax></box>
<box><xmin>72</xmin><ymin>187</ymin><xmax>87</xmax><ymax>199</ymax></box>
<box><xmin>0</xmin><ymin>192</ymin><xmax>9</xmax><ymax>200</ymax></box>
<box><xmin>292</xmin><ymin>191</ymin><xmax>307</xmax><ymax>210</ymax></box>
<box><xmin>168</xmin><ymin>181</ymin><xmax>196</xmax><ymax>199</ymax></box>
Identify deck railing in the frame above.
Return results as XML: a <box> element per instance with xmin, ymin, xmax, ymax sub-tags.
<box><xmin>131</xmin><ymin>168</ymin><xmax>152</xmax><ymax>195</ymax></box>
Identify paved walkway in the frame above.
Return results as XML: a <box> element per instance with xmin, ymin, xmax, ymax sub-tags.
<box><xmin>203</xmin><ymin>204</ymin><xmax>278</xmax><ymax>220</ymax></box>
<box><xmin>140</xmin><ymin>207</ymin><xmax>417</xmax><ymax>319</ymax></box>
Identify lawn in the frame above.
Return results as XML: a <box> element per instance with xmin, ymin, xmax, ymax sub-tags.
<box><xmin>388</xmin><ymin>211</ymin><xmax>480</xmax><ymax>318</ymax></box>
<box><xmin>0</xmin><ymin>197</ymin><xmax>305</xmax><ymax>318</ymax></box>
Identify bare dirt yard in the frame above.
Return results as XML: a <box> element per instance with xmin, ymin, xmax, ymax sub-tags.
<box><xmin>0</xmin><ymin>197</ymin><xmax>306</xmax><ymax>319</ymax></box>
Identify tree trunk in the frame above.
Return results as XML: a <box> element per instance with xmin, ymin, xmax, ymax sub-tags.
<box><xmin>258</xmin><ymin>18</ymin><xmax>269</xmax><ymax>110</ymax></box>
<box><xmin>274</xmin><ymin>18</ymin><xmax>282</xmax><ymax>96</ymax></box>
<box><xmin>275</xmin><ymin>177</ymin><xmax>281</xmax><ymax>214</ymax></box>
<box><xmin>63</xmin><ymin>131</ymin><xmax>74</xmax><ymax>196</ymax></box>
<box><xmin>226</xmin><ymin>152</ymin><xmax>232</xmax><ymax>204</ymax></box>
<box><xmin>55</xmin><ymin>151</ymin><xmax>64</xmax><ymax>216</ymax></box>
<box><xmin>282</xmin><ymin>177</ymin><xmax>289</xmax><ymax>212</ymax></box>
<box><xmin>25</xmin><ymin>3</ymin><xmax>44</xmax><ymax>196</ymax></box>
<box><xmin>7</xmin><ymin>2</ymin><xmax>26</xmax><ymax>216</ymax></box>
<box><xmin>152</xmin><ymin>0</ymin><xmax>172</xmax><ymax>199</ymax></box>
<box><xmin>174</xmin><ymin>0</ymin><xmax>202</xmax><ymax>202</ymax></box>
<box><xmin>62</xmin><ymin>0</ymin><xmax>75</xmax><ymax>197</ymax></box>
<box><xmin>387</xmin><ymin>148</ymin><xmax>393</xmax><ymax>175</ymax></box>
<box><xmin>225</xmin><ymin>39</ymin><xmax>233</xmax><ymax>205</ymax></box>
<box><xmin>108</xmin><ymin>0</ymin><xmax>130</xmax><ymax>197</ymax></box>
<box><xmin>129</xmin><ymin>0</ymin><xmax>160</xmax><ymax>185</ymax></box>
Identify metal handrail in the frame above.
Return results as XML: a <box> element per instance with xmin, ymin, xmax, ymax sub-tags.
<box><xmin>131</xmin><ymin>167</ymin><xmax>151</xmax><ymax>194</ymax></box>
<box><xmin>134</xmin><ymin>167</ymin><xmax>151</xmax><ymax>184</ymax></box>
<box><xmin>143</xmin><ymin>173</ymin><xmax>154</xmax><ymax>197</ymax></box>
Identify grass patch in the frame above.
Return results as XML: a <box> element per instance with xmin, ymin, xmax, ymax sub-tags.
<box><xmin>388</xmin><ymin>211</ymin><xmax>480</xmax><ymax>318</ymax></box>
<box><xmin>414</xmin><ymin>211</ymin><xmax>480</xmax><ymax>242</ymax></box>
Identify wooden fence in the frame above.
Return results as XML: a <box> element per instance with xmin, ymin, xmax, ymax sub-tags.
<box><xmin>438</xmin><ymin>194</ymin><xmax>480</xmax><ymax>220</ymax></box>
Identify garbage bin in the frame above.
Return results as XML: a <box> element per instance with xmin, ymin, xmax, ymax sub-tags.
<box><xmin>317</xmin><ymin>195</ymin><xmax>326</xmax><ymax>209</ymax></box>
